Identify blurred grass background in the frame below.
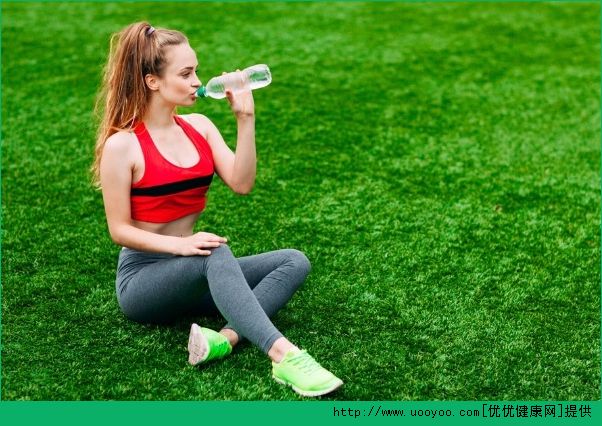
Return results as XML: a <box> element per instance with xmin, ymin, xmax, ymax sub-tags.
<box><xmin>1</xmin><ymin>1</ymin><xmax>600</xmax><ymax>400</ymax></box>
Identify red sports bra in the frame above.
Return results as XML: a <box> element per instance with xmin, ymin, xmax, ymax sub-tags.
<box><xmin>130</xmin><ymin>115</ymin><xmax>214</xmax><ymax>223</ymax></box>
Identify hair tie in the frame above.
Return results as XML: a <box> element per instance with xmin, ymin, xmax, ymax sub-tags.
<box><xmin>146</xmin><ymin>26</ymin><xmax>156</xmax><ymax>36</ymax></box>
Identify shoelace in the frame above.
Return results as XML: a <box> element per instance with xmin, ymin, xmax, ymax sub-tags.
<box><xmin>287</xmin><ymin>351</ymin><xmax>323</xmax><ymax>374</ymax></box>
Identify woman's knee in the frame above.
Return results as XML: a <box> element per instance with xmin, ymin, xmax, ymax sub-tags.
<box><xmin>209</xmin><ymin>243</ymin><xmax>234</xmax><ymax>258</ymax></box>
<box><xmin>282</xmin><ymin>249</ymin><xmax>312</xmax><ymax>278</ymax></box>
<box><xmin>198</xmin><ymin>243</ymin><xmax>237</xmax><ymax>269</ymax></box>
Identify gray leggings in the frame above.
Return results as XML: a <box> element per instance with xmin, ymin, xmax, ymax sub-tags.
<box><xmin>115</xmin><ymin>244</ymin><xmax>311</xmax><ymax>354</ymax></box>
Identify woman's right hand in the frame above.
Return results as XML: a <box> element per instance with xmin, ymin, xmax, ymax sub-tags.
<box><xmin>174</xmin><ymin>232</ymin><xmax>228</xmax><ymax>256</ymax></box>
<box><xmin>223</xmin><ymin>70</ymin><xmax>255</xmax><ymax>119</ymax></box>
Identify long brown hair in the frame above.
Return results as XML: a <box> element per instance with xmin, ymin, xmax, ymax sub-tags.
<box><xmin>91</xmin><ymin>22</ymin><xmax>188</xmax><ymax>187</ymax></box>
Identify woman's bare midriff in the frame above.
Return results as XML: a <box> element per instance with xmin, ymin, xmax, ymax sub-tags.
<box><xmin>132</xmin><ymin>211</ymin><xmax>201</xmax><ymax>238</ymax></box>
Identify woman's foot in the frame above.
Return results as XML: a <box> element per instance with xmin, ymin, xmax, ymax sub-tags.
<box><xmin>272</xmin><ymin>349</ymin><xmax>344</xmax><ymax>397</ymax></box>
<box><xmin>187</xmin><ymin>323</ymin><xmax>232</xmax><ymax>366</ymax></box>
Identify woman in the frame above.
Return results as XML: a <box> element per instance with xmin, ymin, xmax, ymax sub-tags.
<box><xmin>91</xmin><ymin>22</ymin><xmax>343</xmax><ymax>397</ymax></box>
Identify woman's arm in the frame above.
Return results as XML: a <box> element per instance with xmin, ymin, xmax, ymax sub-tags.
<box><xmin>101</xmin><ymin>132</ymin><xmax>227</xmax><ymax>256</ymax></box>
<box><xmin>189</xmin><ymin>89</ymin><xmax>256</xmax><ymax>194</ymax></box>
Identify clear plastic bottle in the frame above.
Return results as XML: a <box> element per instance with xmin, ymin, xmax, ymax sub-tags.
<box><xmin>196</xmin><ymin>64</ymin><xmax>272</xmax><ymax>99</ymax></box>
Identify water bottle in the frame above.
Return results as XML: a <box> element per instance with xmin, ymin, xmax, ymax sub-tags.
<box><xmin>196</xmin><ymin>64</ymin><xmax>272</xmax><ymax>99</ymax></box>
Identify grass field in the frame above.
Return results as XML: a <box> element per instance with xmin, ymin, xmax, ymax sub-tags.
<box><xmin>1</xmin><ymin>1</ymin><xmax>600</xmax><ymax>401</ymax></box>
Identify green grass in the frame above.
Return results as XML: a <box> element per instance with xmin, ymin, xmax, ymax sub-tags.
<box><xmin>1</xmin><ymin>1</ymin><xmax>600</xmax><ymax>400</ymax></box>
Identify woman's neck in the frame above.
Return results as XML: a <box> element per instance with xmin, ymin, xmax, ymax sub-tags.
<box><xmin>142</xmin><ymin>96</ymin><xmax>177</xmax><ymax>130</ymax></box>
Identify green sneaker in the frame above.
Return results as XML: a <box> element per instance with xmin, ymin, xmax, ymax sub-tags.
<box><xmin>272</xmin><ymin>349</ymin><xmax>344</xmax><ymax>397</ymax></box>
<box><xmin>187</xmin><ymin>323</ymin><xmax>232</xmax><ymax>366</ymax></box>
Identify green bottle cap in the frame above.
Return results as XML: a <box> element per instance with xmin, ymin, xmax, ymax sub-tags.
<box><xmin>196</xmin><ymin>86</ymin><xmax>206</xmax><ymax>97</ymax></box>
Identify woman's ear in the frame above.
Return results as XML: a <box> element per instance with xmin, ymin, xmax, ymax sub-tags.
<box><xmin>144</xmin><ymin>74</ymin><xmax>160</xmax><ymax>91</ymax></box>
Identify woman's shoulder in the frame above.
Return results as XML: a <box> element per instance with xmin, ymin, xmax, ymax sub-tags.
<box><xmin>179</xmin><ymin>112</ymin><xmax>211</xmax><ymax>125</ymax></box>
<box><xmin>103</xmin><ymin>130</ymin><xmax>138</xmax><ymax>158</ymax></box>
<box><xmin>106</xmin><ymin>128</ymin><xmax>137</xmax><ymax>141</ymax></box>
<box><xmin>178</xmin><ymin>113</ymin><xmax>213</xmax><ymax>139</ymax></box>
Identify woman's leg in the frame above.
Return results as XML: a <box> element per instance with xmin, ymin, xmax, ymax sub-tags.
<box><xmin>236</xmin><ymin>249</ymin><xmax>311</xmax><ymax>318</ymax></box>
<box><xmin>118</xmin><ymin>244</ymin><xmax>287</xmax><ymax>354</ymax></box>
<box><xmin>195</xmin><ymin>249</ymin><xmax>311</xmax><ymax>337</ymax></box>
<box><xmin>117</xmin><ymin>246</ymin><xmax>343</xmax><ymax>395</ymax></box>
<box><xmin>196</xmin><ymin>249</ymin><xmax>311</xmax><ymax>313</ymax></box>
<box><xmin>196</xmin><ymin>248</ymin><xmax>311</xmax><ymax>360</ymax></box>
<box><xmin>116</xmin><ymin>248</ymin><xmax>206</xmax><ymax>324</ymax></box>
<box><xmin>201</xmin><ymin>244</ymin><xmax>287</xmax><ymax>354</ymax></box>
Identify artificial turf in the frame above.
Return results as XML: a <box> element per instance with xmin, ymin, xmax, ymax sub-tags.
<box><xmin>1</xmin><ymin>1</ymin><xmax>600</xmax><ymax>400</ymax></box>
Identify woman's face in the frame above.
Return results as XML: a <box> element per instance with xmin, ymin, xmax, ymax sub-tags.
<box><xmin>155</xmin><ymin>43</ymin><xmax>201</xmax><ymax>106</ymax></box>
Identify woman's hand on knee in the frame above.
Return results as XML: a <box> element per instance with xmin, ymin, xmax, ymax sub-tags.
<box><xmin>175</xmin><ymin>232</ymin><xmax>228</xmax><ymax>256</ymax></box>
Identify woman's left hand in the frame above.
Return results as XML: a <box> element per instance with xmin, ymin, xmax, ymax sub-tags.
<box><xmin>224</xmin><ymin>70</ymin><xmax>255</xmax><ymax>119</ymax></box>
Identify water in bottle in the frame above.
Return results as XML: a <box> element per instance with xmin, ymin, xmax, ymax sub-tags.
<box><xmin>196</xmin><ymin>64</ymin><xmax>272</xmax><ymax>99</ymax></box>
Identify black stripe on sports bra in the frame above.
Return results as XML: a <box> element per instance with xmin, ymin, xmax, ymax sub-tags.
<box><xmin>131</xmin><ymin>174</ymin><xmax>214</xmax><ymax>197</ymax></box>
